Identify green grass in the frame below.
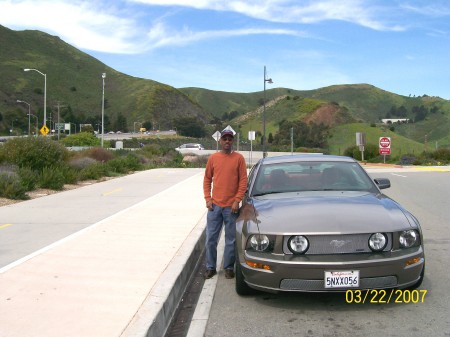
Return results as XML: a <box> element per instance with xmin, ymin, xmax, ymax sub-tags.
<box><xmin>328</xmin><ymin>123</ymin><xmax>425</xmax><ymax>156</ymax></box>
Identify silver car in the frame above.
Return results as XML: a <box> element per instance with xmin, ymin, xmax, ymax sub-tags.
<box><xmin>235</xmin><ymin>154</ymin><xmax>425</xmax><ymax>295</ymax></box>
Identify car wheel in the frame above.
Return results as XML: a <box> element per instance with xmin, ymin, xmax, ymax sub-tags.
<box><xmin>407</xmin><ymin>264</ymin><xmax>425</xmax><ymax>290</ymax></box>
<box><xmin>235</xmin><ymin>251</ymin><xmax>253</xmax><ymax>296</ymax></box>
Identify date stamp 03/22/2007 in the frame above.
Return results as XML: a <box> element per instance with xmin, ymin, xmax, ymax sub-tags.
<box><xmin>345</xmin><ymin>289</ymin><xmax>428</xmax><ymax>304</ymax></box>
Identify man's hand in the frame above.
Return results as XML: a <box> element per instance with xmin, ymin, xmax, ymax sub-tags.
<box><xmin>206</xmin><ymin>200</ymin><xmax>213</xmax><ymax>210</ymax></box>
<box><xmin>231</xmin><ymin>201</ymin><xmax>240</xmax><ymax>214</ymax></box>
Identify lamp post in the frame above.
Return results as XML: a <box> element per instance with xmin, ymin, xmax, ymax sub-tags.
<box><xmin>28</xmin><ymin>113</ymin><xmax>38</xmax><ymax>136</ymax></box>
<box><xmin>24</xmin><ymin>68</ymin><xmax>47</xmax><ymax>130</ymax></box>
<box><xmin>263</xmin><ymin>66</ymin><xmax>273</xmax><ymax>158</ymax></box>
<box><xmin>17</xmin><ymin>99</ymin><xmax>31</xmax><ymax>136</ymax></box>
<box><xmin>101</xmin><ymin>73</ymin><xmax>106</xmax><ymax>147</ymax></box>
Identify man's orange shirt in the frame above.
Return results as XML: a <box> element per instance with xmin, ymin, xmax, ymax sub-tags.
<box><xmin>203</xmin><ymin>151</ymin><xmax>248</xmax><ymax>207</ymax></box>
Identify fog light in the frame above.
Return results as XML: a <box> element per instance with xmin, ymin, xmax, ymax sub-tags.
<box><xmin>369</xmin><ymin>232</ymin><xmax>388</xmax><ymax>251</ymax></box>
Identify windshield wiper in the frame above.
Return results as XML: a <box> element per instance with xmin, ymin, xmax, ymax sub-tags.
<box><xmin>252</xmin><ymin>191</ymin><xmax>285</xmax><ymax>197</ymax></box>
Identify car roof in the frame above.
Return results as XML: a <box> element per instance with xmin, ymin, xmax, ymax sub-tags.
<box><xmin>259</xmin><ymin>154</ymin><xmax>357</xmax><ymax>165</ymax></box>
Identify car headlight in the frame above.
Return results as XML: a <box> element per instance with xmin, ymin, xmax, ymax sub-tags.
<box><xmin>368</xmin><ymin>232</ymin><xmax>388</xmax><ymax>251</ymax></box>
<box><xmin>288</xmin><ymin>235</ymin><xmax>309</xmax><ymax>254</ymax></box>
<box><xmin>399</xmin><ymin>230</ymin><xmax>418</xmax><ymax>248</ymax></box>
<box><xmin>249</xmin><ymin>234</ymin><xmax>270</xmax><ymax>251</ymax></box>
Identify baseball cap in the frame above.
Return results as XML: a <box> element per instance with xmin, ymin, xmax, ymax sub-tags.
<box><xmin>220</xmin><ymin>129</ymin><xmax>234</xmax><ymax>138</ymax></box>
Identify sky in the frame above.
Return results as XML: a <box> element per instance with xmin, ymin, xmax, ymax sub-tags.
<box><xmin>2</xmin><ymin>0</ymin><xmax>450</xmax><ymax>99</ymax></box>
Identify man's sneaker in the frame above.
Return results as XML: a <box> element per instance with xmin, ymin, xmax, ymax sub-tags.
<box><xmin>224</xmin><ymin>269</ymin><xmax>235</xmax><ymax>279</ymax></box>
<box><xmin>204</xmin><ymin>269</ymin><xmax>217</xmax><ymax>279</ymax></box>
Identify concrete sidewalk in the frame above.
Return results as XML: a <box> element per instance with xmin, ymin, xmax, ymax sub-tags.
<box><xmin>0</xmin><ymin>172</ymin><xmax>208</xmax><ymax>337</ymax></box>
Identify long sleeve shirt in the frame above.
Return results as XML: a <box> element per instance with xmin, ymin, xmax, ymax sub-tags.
<box><xmin>203</xmin><ymin>151</ymin><xmax>248</xmax><ymax>208</ymax></box>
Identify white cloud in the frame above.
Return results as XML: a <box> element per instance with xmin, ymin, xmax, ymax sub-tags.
<box><xmin>132</xmin><ymin>0</ymin><xmax>406</xmax><ymax>31</ymax></box>
<box><xmin>0</xmin><ymin>0</ymin><xmax>144</xmax><ymax>53</ymax></box>
<box><xmin>144</xmin><ymin>21</ymin><xmax>309</xmax><ymax>49</ymax></box>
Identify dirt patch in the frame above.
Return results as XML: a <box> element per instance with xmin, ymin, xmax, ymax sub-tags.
<box><xmin>303</xmin><ymin>102</ymin><xmax>355</xmax><ymax>126</ymax></box>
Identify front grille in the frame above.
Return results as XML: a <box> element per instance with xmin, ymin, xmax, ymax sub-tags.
<box><xmin>280</xmin><ymin>276</ymin><xmax>398</xmax><ymax>291</ymax></box>
<box><xmin>283</xmin><ymin>233</ymin><xmax>392</xmax><ymax>255</ymax></box>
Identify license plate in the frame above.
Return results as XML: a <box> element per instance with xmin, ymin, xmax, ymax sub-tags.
<box><xmin>324</xmin><ymin>270</ymin><xmax>359</xmax><ymax>288</ymax></box>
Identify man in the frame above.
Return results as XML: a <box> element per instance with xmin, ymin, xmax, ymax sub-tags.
<box><xmin>203</xmin><ymin>129</ymin><xmax>248</xmax><ymax>279</ymax></box>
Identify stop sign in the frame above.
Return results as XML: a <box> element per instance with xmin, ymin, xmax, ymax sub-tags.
<box><xmin>379</xmin><ymin>137</ymin><xmax>391</xmax><ymax>155</ymax></box>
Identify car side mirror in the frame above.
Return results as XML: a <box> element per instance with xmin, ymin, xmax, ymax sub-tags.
<box><xmin>374</xmin><ymin>178</ymin><xmax>391</xmax><ymax>189</ymax></box>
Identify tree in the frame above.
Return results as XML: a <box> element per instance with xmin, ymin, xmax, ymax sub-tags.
<box><xmin>173</xmin><ymin>117</ymin><xmax>206</xmax><ymax>137</ymax></box>
<box><xmin>114</xmin><ymin>113</ymin><xmax>128</xmax><ymax>132</ymax></box>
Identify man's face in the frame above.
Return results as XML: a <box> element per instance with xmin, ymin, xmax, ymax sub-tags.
<box><xmin>220</xmin><ymin>136</ymin><xmax>234</xmax><ymax>150</ymax></box>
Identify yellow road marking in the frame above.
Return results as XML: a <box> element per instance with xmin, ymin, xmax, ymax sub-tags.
<box><xmin>0</xmin><ymin>224</ymin><xmax>12</xmax><ymax>229</ymax></box>
<box><xmin>102</xmin><ymin>188</ymin><xmax>123</xmax><ymax>196</ymax></box>
<box><xmin>415</xmin><ymin>167</ymin><xmax>450</xmax><ymax>172</ymax></box>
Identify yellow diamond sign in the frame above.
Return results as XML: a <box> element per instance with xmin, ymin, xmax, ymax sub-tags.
<box><xmin>40</xmin><ymin>125</ymin><xmax>49</xmax><ymax>136</ymax></box>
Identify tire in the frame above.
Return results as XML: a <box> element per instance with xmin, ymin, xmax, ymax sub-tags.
<box><xmin>235</xmin><ymin>252</ymin><xmax>253</xmax><ymax>296</ymax></box>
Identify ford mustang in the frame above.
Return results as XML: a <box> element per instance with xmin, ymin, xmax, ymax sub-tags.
<box><xmin>235</xmin><ymin>154</ymin><xmax>425</xmax><ymax>295</ymax></box>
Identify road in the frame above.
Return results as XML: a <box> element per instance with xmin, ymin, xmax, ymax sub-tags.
<box><xmin>2</xmin><ymin>166</ymin><xmax>449</xmax><ymax>337</ymax></box>
<box><xmin>0</xmin><ymin>168</ymin><xmax>202</xmax><ymax>269</ymax></box>
<box><xmin>204</xmin><ymin>169</ymin><xmax>450</xmax><ymax>337</ymax></box>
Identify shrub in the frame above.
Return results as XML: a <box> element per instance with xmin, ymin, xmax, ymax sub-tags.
<box><xmin>343</xmin><ymin>143</ymin><xmax>379</xmax><ymax>161</ymax></box>
<box><xmin>61</xmin><ymin>132</ymin><xmax>101</xmax><ymax>147</ymax></box>
<box><xmin>0</xmin><ymin>172</ymin><xmax>29</xmax><ymax>200</ymax></box>
<box><xmin>68</xmin><ymin>157</ymin><xmax>97</xmax><ymax>170</ymax></box>
<box><xmin>78</xmin><ymin>162</ymin><xmax>108</xmax><ymax>180</ymax></box>
<box><xmin>430</xmin><ymin>148</ymin><xmax>450</xmax><ymax>162</ymax></box>
<box><xmin>18</xmin><ymin>167</ymin><xmax>38</xmax><ymax>191</ymax></box>
<box><xmin>38</xmin><ymin>166</ymin><xmax>66</xmax><ymax>190</ymax></box>
<box><xmin>1</xmin><ymin>137</ymin><xmax>68</xmax><ymax>171</ymax></box>
<box><xmin>84</xmin><ymin>148</ymin><xmax>115</xmax><ymax>162</ymax></box>
<box><xmin>105</xmin><ymin>154</ymin><xmax>142</xmax><ymax>174</ymax></box>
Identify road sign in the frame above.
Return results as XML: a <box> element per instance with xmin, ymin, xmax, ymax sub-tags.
<box><xmin>55</xmin><ymin>123</ymin><xmax>65</xmax><ymax>131</ymax></box>
<box><xmin>248</xmin><ymin>131</ymin><xmax>255</xmax><ymax>141</ymax></box>
<box><xmin>379</xmin><ymin>137</ymin><xmax>391</xmax><ymax>155</ymax></box>
<box><xmin>40</xmin><ymin>125</ymin><xmax>49</xmax><ymax>136</ymax></box>
<box><xmin>212</xmin><ymin>131</ymin><xmax>221</xmax><ymax>141</ymax></box>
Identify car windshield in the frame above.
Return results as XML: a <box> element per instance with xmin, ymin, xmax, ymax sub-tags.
<box><xmin>251</xmin><ymin>161</ymin><xmax>376</xmax><ymax>196</ymax></box>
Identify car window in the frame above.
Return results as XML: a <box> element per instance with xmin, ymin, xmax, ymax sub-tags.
<box><xmin>252</xmin><ymin>161</ymin><xmax>375</xmax><ymax>195</ymax></box>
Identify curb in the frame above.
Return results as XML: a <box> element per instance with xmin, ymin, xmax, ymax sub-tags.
<box><xmin>121</xmin><ymin>212</ymin><xmax>207</xmax><ymax>337</ymax></box>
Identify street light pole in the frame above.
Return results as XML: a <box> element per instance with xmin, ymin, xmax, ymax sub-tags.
<box><xmin>263</xmin><ymin>66</ymin><xmax>273</xmax><ymax>158</ymax></box>
<box><xmin>101</xmin><ymin>73</ymin><xmax>106</xmax><ymax>147</ymax></box>
<box><xmin>17</xmin><ymin>99</ymin><xmax>31</xmax><ymax>136</ymax></box>
<box><xmin>24</xmin><ymin>68</ymin><xmax>47</xmax><ymax>131</ymax></box>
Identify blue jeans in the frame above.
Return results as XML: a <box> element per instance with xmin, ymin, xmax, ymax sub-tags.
<box><xmin>205</xmin><ymin>204</ymin><xmax>238</xmax><ymax>271</ymax></box>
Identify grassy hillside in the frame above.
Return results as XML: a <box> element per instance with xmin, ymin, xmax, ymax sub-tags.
<box><xmin>328</xmin><ymin>123</ymin><xmax>425</xmax><ymax>156</ymax></box>
<box><xmin>2</xmin><ymin>25</ymin><xmax>450</xmax><ymax>151</ymax></box>
<box><xmin>0</xmin><ymin>25</ymin><xmax>210</xmax><ymax>134</ymax></box>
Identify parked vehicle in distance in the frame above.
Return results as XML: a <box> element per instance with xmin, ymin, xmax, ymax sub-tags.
<box><xmin>235</xmin><ymin>154</ymin><xmax>425</xmax><ymax>295</ymax></box>
<box><xmin>175</xmin><ymin>143</ymin><xmax>205</xmax><ymax>151</ymax></box>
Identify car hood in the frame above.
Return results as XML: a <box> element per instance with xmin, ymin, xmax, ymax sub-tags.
<box><xmin>242</xmin><ymin>192</ymin><xmax>413</xmax><ymax>234</ymax></box>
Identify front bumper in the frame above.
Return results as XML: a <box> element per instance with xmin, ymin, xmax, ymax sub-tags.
<box><xmin>240</xmin><ymin>246</ymin><xmax>425</xmax><ymax>293</ymax></box>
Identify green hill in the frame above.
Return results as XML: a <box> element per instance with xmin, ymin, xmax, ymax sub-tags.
<box><xmin>0</xmin><ymin>25</ymin><xmax>211</xmax><ymax>134</ymax></box>
<box><xmin>2</xmin><ymin>25</ymin><xmax>450</xmax><ymax>154</ymax></box>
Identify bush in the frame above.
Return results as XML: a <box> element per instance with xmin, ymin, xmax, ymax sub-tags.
<box><xmin>430</xmin><ymin>148</ymin><xmax>450</xmax><ymax>162</ymax></box>
<box><xmin>18</xmin><ymin>167</ymin><xmax>38</xmax><ymax>191</ymax></box>
<box><xmin>1</xmin><ymin>137</ymin><xmax>68</xmax><ymax>171</ymax></box>
<box><xmin>38</xmin><ymin>166</ymin><xmax>66</xmax><ymax>190</ymax></box>
<box><xmin>84</xmin><ymin>147</ymin><xmax>115</xmax><ymax>162</ymax></box>
<box><xmin>78</xmin><ymin>162</ymin><xmax>109</xmax><ymax>180</ymax></box>
<box><xmin>68</xmin><ymin>157</ymin><xmax>97</xmax><ymax>170</ymax></box>
<box><xmin>343</xmin><ymin>143</ymin><xmax>379</xmax><ymax>161</ymax></box>
<box><xmin>105</xmin><ymin>154</ymin><xmax>142</xmax><ymax>174</ymax></box>
<box><xmin>61</xmin><ymin>132</ymin><xmax>101</xmax><ymax>147</ymax></box>
<box><xmin>0</xmin><ymin>172</ymin><xmax>29</xmax><ymax>200</ymax></box>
